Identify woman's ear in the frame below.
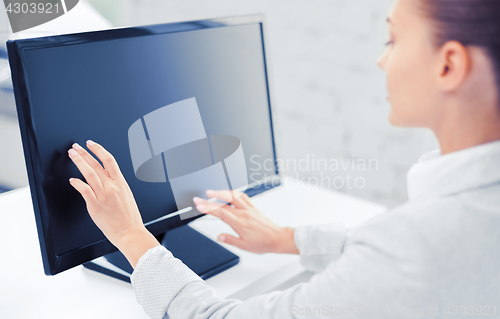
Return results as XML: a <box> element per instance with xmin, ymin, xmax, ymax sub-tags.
<box><xmin>435</xmin><ymin>40</ymin><xmax>470</xmax><ymax>92</ymax></box>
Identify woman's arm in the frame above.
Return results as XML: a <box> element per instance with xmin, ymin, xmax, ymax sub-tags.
<box><xmin>66</xmin><ymin>141</ymin><xmax>426</xmax><ymax>319</ymax></box>
<box><xmin>67</xmin><ymin>140</ymin><xmax>347</xmax><ymax>270</ymax></box>
<box><xmin>131</xmin><ymin>214</ymin><xmax>429</xmax><ymax>319</ymax></box>
<box><xmin>67</xmin><ymin>140</ymin><xmax>300</xmax><ymax>268</ymax></box>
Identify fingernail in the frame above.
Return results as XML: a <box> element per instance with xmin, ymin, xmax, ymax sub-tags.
<box><xmin>193</xmin><ymin>197</ymin><xmax>201</xmax><ymax>202</ymax></box>
<box><xmin>218</xmin><ymin>235</ymin><xmax>226</xmax><ymax>242</ymax></box>
<box><xmin>87</xmin><ymin>140</ymin><xmax>95</xmax><ymax>146</ymax></box>
<box><xmin>197</xmin><ymin>204</ymin><xmax>205</xmax><ymax>210</ymax></box>
<box><xmin>72</xmin><ymin>143</ymin><xmax>81</xmax><ymax>150</ymax></box>
<box><xmin>68</xmin><ymin>149</ymin><xmax>77</xmax><ymax>157</ymax></box>
<box><xmin>206</xmin><ymin>189</ymin><xmax>214</xmax><ymax>195</ymax></box>
<box><xmin>69</xmin><ymin>178</ymin><xmax>74</xmax><ymax>182</ymax></box>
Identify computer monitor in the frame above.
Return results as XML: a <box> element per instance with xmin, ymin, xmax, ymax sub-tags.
<box><xmin>7</xmin><ymin>15</ymin><xmax>280</xmax><ymax>277</ymax></box>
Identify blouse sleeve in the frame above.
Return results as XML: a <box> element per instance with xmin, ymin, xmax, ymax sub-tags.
<box><xmin>131</xmin><ymin>214</ymin><xmax>431</xmax><ymax>319</ymax></box>
<box><xmin>293</xmin><ymin>222</ymin><xmax>348</xmax><ymax>272</ymax></box>
<box><xmin>130</xmin><ymin>222</ymin><xmax>348</xmax><ymax>318</ymax></box>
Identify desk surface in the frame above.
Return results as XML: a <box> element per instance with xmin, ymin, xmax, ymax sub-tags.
<box><xmin>0</xmin><ymin>178</ymin><xmax>386</xmax><ymax>318</ymax></box>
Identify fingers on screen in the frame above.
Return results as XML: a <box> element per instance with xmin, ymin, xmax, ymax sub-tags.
<box><xmin>195</xmin><ymin>199</ymin><xmax>241</xmax><ymax>227</ymax></box>
<box><xmin>69</xmin><ymin>177</ymin><xmax>97</xmax><ymax>203</ymax></box>
<box><xmin>71</xmin><ymin>143</ymin><xmax>109</xmax><ymax>182</ymax></box>
<box><xmin>85</xmin><ymin>140</ymin><xmax>123</xmax><ymax>180</ymax></box>
<box><xmin>68</xmin><ymin>148</ymin><xmax>104</xmax><ymax>193</ymax></box>
<box><xmin>206</xmin><ymin>189</ymin><xmax>251</xmax><ymax>209</ymax></box>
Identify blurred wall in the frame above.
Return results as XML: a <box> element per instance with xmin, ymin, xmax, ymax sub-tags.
<box><xmin>89</xmin><ymin>0</ymin><xmax>438</xmax><ymax>207</ymax></box>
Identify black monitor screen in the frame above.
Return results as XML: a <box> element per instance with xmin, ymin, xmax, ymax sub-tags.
<box><xmin>8</xmin><ymin>17</ymin><xmax>279</xmax><ymax>275</ymax></box>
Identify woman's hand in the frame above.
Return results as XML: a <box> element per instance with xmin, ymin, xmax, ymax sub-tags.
<box><xmin>193</xmin><ymin>190</ymin><xmax>299</xmax><ymax>255</ymax></box>
<box><xmin>68</xmin><ymin>140</ymin><xmax>159</xmax><ymax>268</ymax></box>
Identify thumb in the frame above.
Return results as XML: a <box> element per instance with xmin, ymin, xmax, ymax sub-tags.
<box><xmin>218</xmin><ymin>233</ymin><xmax>248</xmax><ymax>250</ymax></box>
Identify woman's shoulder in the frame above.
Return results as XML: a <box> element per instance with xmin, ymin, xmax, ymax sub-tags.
<box><xmin>348</xmin><ymin>186</ymin><xmax>500</xmax><ymax>268</ymax></box>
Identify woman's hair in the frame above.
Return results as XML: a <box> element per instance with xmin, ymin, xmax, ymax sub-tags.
<box><xmin>418</xmin><ymin>0</ymin><xmax>500</xmax><ymax>93</ymax></box>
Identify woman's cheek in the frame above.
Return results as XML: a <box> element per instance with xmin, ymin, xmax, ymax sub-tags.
<box><xmin>387</xmin><ymin>48</ymin><xmax>423</xmax><ymax>126</ymax></box>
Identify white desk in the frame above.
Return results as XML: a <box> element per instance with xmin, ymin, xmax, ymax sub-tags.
<box><xmin>0</xmin><ymin>178</ymin><xmax>386</xmax><ymax>318</ymax></box>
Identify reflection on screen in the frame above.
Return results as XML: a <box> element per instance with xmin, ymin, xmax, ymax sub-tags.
<box><xmin>23</xmin><ymin>24</ymin><xmax>276</xmax><ymax>255</ymax></box>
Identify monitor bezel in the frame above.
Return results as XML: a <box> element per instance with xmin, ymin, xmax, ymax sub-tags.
<box><xmin>7</xmin><ymin>14</ymin><xmax>281</xmax><ymax>276</ymax></box>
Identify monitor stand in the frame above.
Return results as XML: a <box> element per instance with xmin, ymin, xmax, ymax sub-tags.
<box><xmin>83</xmin><ymin>225</ymin><xmax>240</xmax><ymax>282</ymax></box>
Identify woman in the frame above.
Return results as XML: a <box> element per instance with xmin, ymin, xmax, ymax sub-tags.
<box><xmin>67</xmin><ymin>0</ymin><xmax>500</xmax><ymax>317</ymax></box>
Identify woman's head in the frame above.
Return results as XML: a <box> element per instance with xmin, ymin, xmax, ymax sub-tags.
<box><xmin>418</xmin><ymin>0</ymin><xmax>500</xmax><ymax>90</ymax></box>
<box><xmin>378</xmin><ymin>0</ymin><xmax>500</xmax><ymax>134</ymax></box>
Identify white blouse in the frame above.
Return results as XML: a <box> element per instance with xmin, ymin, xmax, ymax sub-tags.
<box><xmin>131</xmin><ymin>140</ymin><xmax>500</xmax><ymax>319</ymax></box>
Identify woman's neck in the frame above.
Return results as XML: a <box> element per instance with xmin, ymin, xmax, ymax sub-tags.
<box><xmin>433</xmin><ymin>108</ymin><xmax>500</xmax><ymax>155</ymax></box>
